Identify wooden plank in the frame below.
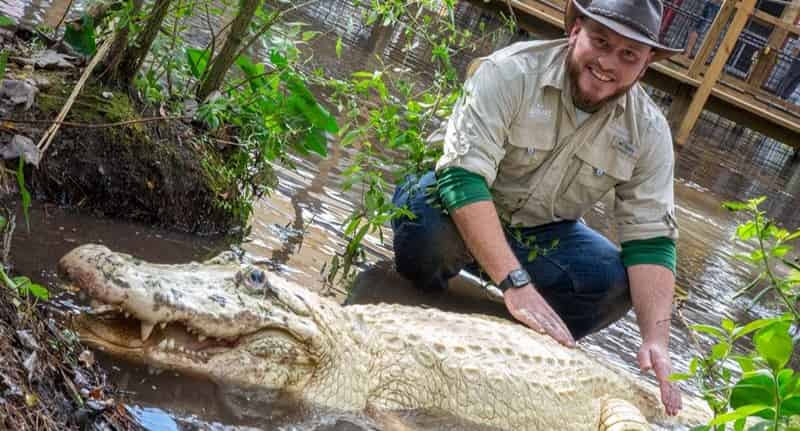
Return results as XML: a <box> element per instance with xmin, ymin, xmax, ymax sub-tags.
<box><xmin>689</xmin><ymin>0</ymin><xmax>737</xmax><ymax>77</ymax></box>
<box><xmin>749</xmin><ymin>9</ymin><xmax>800</xmax><ymax>36</ymax></box>
<box><xmin>510</xmin><ymin>0</ymin><xmax>564</xmax><ymax>28</ymax></box>
<box><xmin>676</xmin><ymin>0</ymin><xmax>759</xmax><ymax>145</ymax></box>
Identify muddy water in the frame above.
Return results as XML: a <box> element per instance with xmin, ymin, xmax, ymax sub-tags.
<box><xmin>3</xmin><ymin>0</ymin><xmax>800</xmax><ymax>429</ymax></box>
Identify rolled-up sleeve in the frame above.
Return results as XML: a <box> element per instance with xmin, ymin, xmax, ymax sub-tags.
<box><xmin>435</xmin><ymin>58</ymin><xmax>524</xmax><ymax>186</ymax></box>
<box><xmin>614</xmin><ymin>116</ymin><xmax>679</xmax><ymax>243</ymax></box>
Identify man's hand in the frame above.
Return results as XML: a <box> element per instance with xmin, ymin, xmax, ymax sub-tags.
<box><xmin>504</xmin><ymin>284</ymin><xmax>576</xmax><ymax>347</ymax></box>
<box><xmin>638</xmin><ymin>342</ymin><xmax>682</xmax><ymax>416</ymax></box>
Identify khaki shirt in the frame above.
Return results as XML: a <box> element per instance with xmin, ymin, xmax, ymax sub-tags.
<box><xmin>435</xmin><ymin>40</ymin><xmax>679</xmax><ymax>243</ymax></box>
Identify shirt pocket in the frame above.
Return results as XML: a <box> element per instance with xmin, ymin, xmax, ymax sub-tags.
<box><xmin>557</xmin><ymin>152</ymin><xmax>634</xmax><ymax>219</ymax></box>
<box><xmin>493</xmin><ymin>135</ymin><xmax>555</xmax><ymax>214</ymax></box>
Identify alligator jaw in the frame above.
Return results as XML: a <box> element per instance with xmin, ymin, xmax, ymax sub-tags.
<box><xmin>60</xmin><ymin>244</ymin><xmax>323</xmax><ymax>388</ymax></box>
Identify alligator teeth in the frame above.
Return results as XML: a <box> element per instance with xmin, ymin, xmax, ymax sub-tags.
<box><xmin>158</xmin><ymin>339</ymin><xmax>167</xmax><ymax>349</ymax></box>
<box><xmin>141</xmin><ymin>321</ymin><xmax>156</xmax><ymax>341</ymax></box>
<box><xmin>198</xmin><ymin>334</ymin><xmax>206</xmax><ymax>342</ymax></box>
<box><xmin>167</xmin><ymin>338</ymin><xmax>175</xmax><ymax>349</ymax></box>
<box><xmin>124</xmin><ymin>312</ymin><xmax>131</xmax><ymax>318</ymax></box>
<box><xmin>160</xmin><ymin>322</ymin><xmax>167</xmax><ymax>329</ymax></box>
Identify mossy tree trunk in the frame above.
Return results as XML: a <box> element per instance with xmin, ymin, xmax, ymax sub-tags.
<box><xmin>105</xmin><ymin>0</ymin><xmax>173</xmax><ymax>88</ymax></box>
<box><xmin>99</xmin><ymin>0</ymin><xmax>144</xmax><ymax>84</ymax></box>
<box><xmin>196</xmin><ymin>0</ymin><xmax>262</xmax><ymax>101</ymax></box>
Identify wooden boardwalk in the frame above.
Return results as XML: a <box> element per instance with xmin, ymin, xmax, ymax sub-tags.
<box><xmin>498</xmin><ymin>0</ymin><xmax>800</xmax><ymax>147</ymax></box>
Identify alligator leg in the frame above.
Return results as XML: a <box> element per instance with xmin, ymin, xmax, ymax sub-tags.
<box><xmin>598</xmin><ymin>398</ymin><xmax>651</xmax><ymax>430</ymax></box>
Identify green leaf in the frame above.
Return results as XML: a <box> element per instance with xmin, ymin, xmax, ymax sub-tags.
<box><xmin>709</xmin><ymin>405</ymin><xmax>772</xmax><ymax>425</ymax></box>
<box><xmin>0</xmin><ymin>50</ymin><xmax>7</xmax><ymax>82</ymax></box>
<box><xmin>25</xmin><ymin>283</ymin><xmax>50</xmax><ymax>300</ymax></box>
<box><xmin>783</xmin><ymin>396</ymin><xmax>800</xmax><ymax>415</ymax></box>
<box><xmin>784</xmin><ymin>229</ymin><xmax>800</xmax><ymax>242</ymax></box>
<box><xmin>0</xmin><ymin>15</ymin><xmax>16</xmax><ymax>27</ymax></box>
<box><xmin>669</xmin><ymin>372</ymin><xmax>694</xmax><ymax>382</ymax></box>
<box><xmin>64</xmin><ymin>14</ymin><xmax>96</xmax><ymax>56</ymax></box>
<box><xmin>753</xmin><ymin>322</ymin><xmax>793</xmax><ymax>370</ymax></box>
<box><xmin>733</xmin><ymin>318</ymin><xmax>779</xmax><ymax>340</ymax></box>
<box><xmin>736</xmin><ymin>221</ymin><xmax>757</xmax><ymax>241</ymax></box>
<box><xmin>731</xmin><ymin>371</ymin><xmax>776</xmax><ymax>410</ymax></box>
<box><xmin>721</xmin><ymin>318</ymin><xmax>735</xmax><ymax>332</ymax></box>
<box><xmin>711</xmin><ymin>341</ymin><xmax>731</xmax><ymax>360</ymax></box>
<box><xmin>722</xmin><ymin>200</ymin><xmax>748</xmax><ymax>211</ymax></box>
<box><xmin>301</xmin><ymin>31</ymin><xmax>319</xmax><ymax>41</ymax></box>
<box><xmin>234</xmin><ymin>55</ymin><xmax>267</xmax><ymax>90</ymax></box>
<box><xmin>772</xmin><ymin>244</ymin><xmax>792</xmax><ymax>257</ymax></box>
<box><xmin>16</xmin><ymin>157</ymin><xmax>30</xmax><ymax>232</ymax></box>
<box><xmin>301</xmin><ymin>128</ymin><xmax>328</xmax><ymax>157</ymax></box>
<box><xmin>734</xmin><ymin>355</ymin><xmax>755</xmax><ymax>373</ymax></box>
<box><xmin>335</xmin><ymin>36</ymin><xmax>343</xmax><ymax>59</ymax></box>
<box><xmin>185</xmin><ymin>48</ymin><xmax>210</xmax><ymax>79</ymax></box>
<box><xmin>690</xmin><ymin>324</ymin><xmax>726</xmax><ymax>340</ymax></box>
<box><xmin>269</xmin><ymin>50</ymin><xmax>288</xmax><ymax>69</ymax></box>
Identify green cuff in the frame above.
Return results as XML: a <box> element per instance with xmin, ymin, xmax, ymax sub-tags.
<box><xmin>436</xmin><ymin>167</ymin><xmax>492</xmax><ymax>212</ymax></box>
<box><xmin>620</xmin><ymin>236</ymin><xmax>676</xmax><ymax>274</ymax></box>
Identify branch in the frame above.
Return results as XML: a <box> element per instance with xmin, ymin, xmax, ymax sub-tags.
<box><xmin>3</xmin><ymin>115</ymin><xmax>192</xmax><ymax>129</ymax></box>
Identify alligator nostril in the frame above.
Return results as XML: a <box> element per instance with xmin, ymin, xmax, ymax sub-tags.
<box><xmin>250</xmin><ymin>269</ymin><xmax>266</xmax><ymax>285</ymax></box>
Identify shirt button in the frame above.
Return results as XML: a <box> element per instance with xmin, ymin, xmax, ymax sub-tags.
<box><xmin>594</xmin><ymin>167</ymin><xmax>605</xmax><ymax>177</ymax></box>
<box><xmin>527</xmin><ymin>148</ymin><xmax>535</xmax><ymax>155</ymax></box>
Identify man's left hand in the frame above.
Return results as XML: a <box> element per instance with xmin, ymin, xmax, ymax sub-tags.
<box><xmin>638</xmin><ymin>342</ymin><xmax>682</xmax><ymax>416</ymax></box>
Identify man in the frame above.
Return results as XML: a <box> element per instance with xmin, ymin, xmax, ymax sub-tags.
<box><xmin>391</xmin><ymin>0</ymin><xmax>684</xmax><ymax>416</ymax></box>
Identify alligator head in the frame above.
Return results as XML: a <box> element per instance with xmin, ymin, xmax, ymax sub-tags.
<box><xmin>60</xmin><ymin>244</ymin><xmax>370</xmax><ymax>409</ymax></box>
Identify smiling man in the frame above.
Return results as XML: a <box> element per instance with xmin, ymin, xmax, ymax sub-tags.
<box><xmin>390</xmin><ymin>0</ymin><xmax>685</xmax><ymax>416</ymax></box>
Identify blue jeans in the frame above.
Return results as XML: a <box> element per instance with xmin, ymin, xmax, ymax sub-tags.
<box><xmin>391</xmin><ymin>171</ymin><xmax>632</xmax><ymax>339</ymax></box>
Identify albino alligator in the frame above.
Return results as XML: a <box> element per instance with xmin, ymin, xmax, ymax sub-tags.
<box><xmin>60</xmin><ymin>244</ymin><xmax>712</xmax><ymax>430</ymax></box>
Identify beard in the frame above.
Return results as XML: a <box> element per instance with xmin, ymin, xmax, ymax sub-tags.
<box><xmin>565</xmin><ymin>45</ymin><xmax>637</xmax><ymax>113</ymax></box>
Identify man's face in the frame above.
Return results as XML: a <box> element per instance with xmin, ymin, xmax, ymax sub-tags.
<box><xmin>566</xmin><ymin>18</ymin><xmax>654</xmax><ymax>112</ymax></box>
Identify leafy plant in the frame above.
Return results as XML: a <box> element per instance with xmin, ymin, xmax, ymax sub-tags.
<box><xmin>0</xmin><ymin>268</ymin><xmax>50</xmax><ymax>301</ymax></box>
<box><xmin>672</xmin><ymin>197</ymin><xmax>800</xmax><ymax>431</ymax></box>
<box><xmin>322</xmin><ymin>1</ymin><xmax>515</xmax><ymax>283</ymax></box>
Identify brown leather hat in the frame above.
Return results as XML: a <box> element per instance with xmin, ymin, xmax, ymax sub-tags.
<box><xmin>565</xmin><ymin>0</ymin><xmax>684</xmax><ymax>61</ymax></box>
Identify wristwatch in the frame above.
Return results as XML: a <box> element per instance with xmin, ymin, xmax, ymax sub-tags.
<box><xmin>498</xmin><ymin>268</ymin><xmax>531</xmax><ymax>292</ymax></box>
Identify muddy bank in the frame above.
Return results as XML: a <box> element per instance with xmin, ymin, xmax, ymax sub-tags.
<box><xmin>1</xmin><ymin>27</ymin><xmax>252</xmax><ymax>235</ymax></box>
<box><xmin>0</xmin><ymin>196</ymin><xmax>138</xmax><ymax>430</ymax></box>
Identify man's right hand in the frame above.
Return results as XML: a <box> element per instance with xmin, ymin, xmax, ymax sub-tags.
<box><xmin>504</xmin><ymin>284</ymin><xmax>576</xmax><ymax>347</ymax></box>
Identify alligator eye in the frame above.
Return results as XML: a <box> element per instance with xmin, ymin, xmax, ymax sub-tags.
<box><xmin>249</xmin><ymin>268</ymin><xmax>266</xmax><ymax>285</ymax></box>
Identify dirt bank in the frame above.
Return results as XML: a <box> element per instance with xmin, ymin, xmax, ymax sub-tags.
<box><xmin>1</xmin><ymin>27</ymin><xmax>249</xmax><ymax>235</ymax></box>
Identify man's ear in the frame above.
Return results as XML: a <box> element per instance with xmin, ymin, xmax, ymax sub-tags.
<box><xmin>637</xmin><ymin>50</ymin><xmax>656</xmax><ymax>80</ymax></box>
<box><xmin>568</xmin><ymin>17</ymin><xmax>583</xmax><ymax>41</ymax></box>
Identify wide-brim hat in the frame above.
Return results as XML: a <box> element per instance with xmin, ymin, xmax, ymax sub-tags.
<box><xmin>565</xmin><ymin>0</ymin><xmax>684</xmax><ymax>62</ymax></box>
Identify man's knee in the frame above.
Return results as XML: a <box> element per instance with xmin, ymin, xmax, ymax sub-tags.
<box><xmin>391</xmin><ymin>171</ymin><xmax>470</xmax><ymax>290</ymax></box>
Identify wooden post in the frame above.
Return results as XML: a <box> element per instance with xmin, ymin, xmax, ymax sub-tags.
<box><xmin>688</xmin><ymin>0</ymin><xmax>737</xmax><ymax>78</ymax></box>
<box><xmin>746</xmin><ymin>5</ymin><xmax>800</xmax><ymax>90</ymax></box>
<box><xmin>675</xmin><ymin>0</ymin><xmax>758</xmax><ymax>145</ymax></box>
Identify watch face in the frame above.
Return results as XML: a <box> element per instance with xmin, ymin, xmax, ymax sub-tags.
<box><xmin>510</xmin><ymin>269</ymin><xmax>530</xmax><ymax>287</ymax></box>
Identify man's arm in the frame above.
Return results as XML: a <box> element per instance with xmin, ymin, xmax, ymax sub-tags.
<box><xmin>450</xmin><ymin>200</ymin><xmax>575</xmax><ymax>347</ymax></box>
<box><xmin>628</xmin><ymin>263</ymin><xmax>682</xmax><ymax>416</ymax></box>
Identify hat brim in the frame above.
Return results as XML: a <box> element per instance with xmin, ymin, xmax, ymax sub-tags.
<box><xmin>565</xmin><ymin>0</ymin><xmax>684</xmax><ymax>62</ymax></box>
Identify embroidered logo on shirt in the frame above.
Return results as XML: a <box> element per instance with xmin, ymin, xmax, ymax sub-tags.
<box><xmin>609</xmin><ymin>124</ymin><xmax>636</xmax><ymax>158</ymax></box>
<box><xmin>528</xmin><ymin>101</ymin><xmax>553</xmax><ymax>121</ymax></box>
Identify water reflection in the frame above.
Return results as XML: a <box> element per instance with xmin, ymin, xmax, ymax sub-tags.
<box><xmin>3</xmin><ymin>0</ymin><xmax>800</xmax><ymax>429</ymax></box>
